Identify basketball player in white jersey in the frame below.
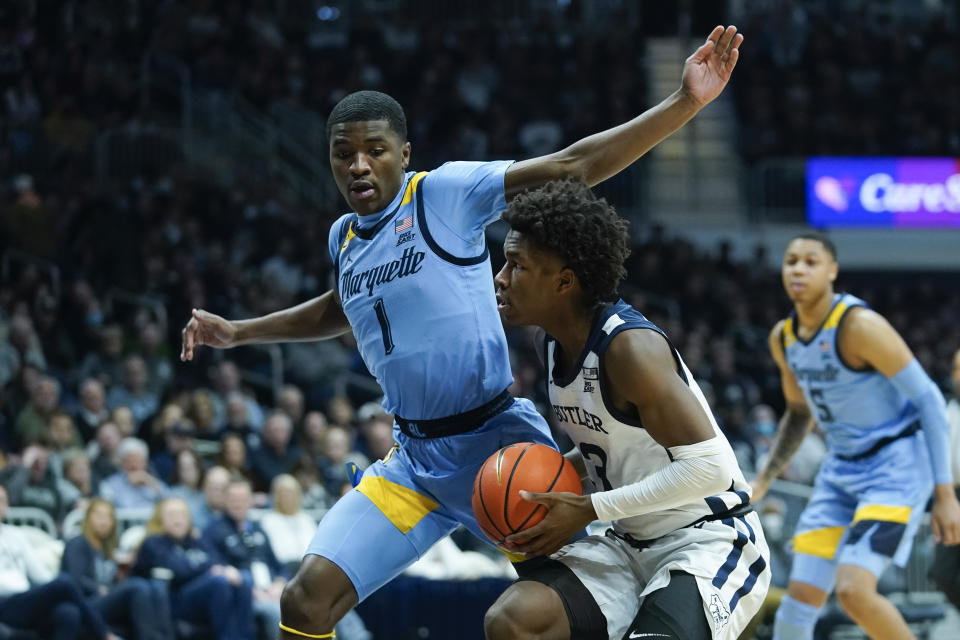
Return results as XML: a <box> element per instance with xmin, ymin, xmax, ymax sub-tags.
<box><xmin>485</xmin><ymin>179</ymin><xmax>770</xmax><ymax>640</ymax></box>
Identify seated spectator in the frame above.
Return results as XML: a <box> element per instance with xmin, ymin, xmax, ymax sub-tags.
<box><xmin>192</xmin><ymin>465</ymin><xmax>230</xmax><ymax>532</ymax></box>
<box><xmin>358</xmin><ymin>412</ymin><xmax>396</xmax><ymax>462</ymax></box>
<box><xmin>74</xmin><ymin>378</ymin><xmax>109</xmax><ymax>443</ymax></box>
<box><xmin>187</xmin><ymin>390</ymin><xmax>219</xmax><ymax>441</ymax></box>
<box><xmin>276</xmin><ymin>384</ymin><xmax>305</xmax><ymax>431</ymax></box>
<box><xmin>291</xmin><ymin>456</ymin><xmax>332</xmax><ymax>511</ymax></box>
<box><xmin>99</xmin><ymin>438</ymin><xmax>167</xmax><ymax>509</ymax></box>
<box><xmin>89</xmin><ymin>422</ymin><xmax>121</xmax><ymax>486</ymax></box>
<box><xmin>209</xmin><ymin>361</ymin><xmax>264</xmax><ymax>432</ymax></box>
<box><xmin>325</xmin><ymin>394</ymin><xmax>356</xmax><ymax>429</ymax></box>
<box><xmin>14</xmin><ymin>375</ymin><xmax>60</xmax><ymax>448</ymax></box>
<box><xmin>143</xmin><ymin>404</ymin><xmax>186</xmax><ymax>458</ymax></box>
<box><xmin>167</xmin><ymin>449</ymin><xmax>206</xmax><ymax>524</ymax></box>
<box><xmin>109</xmin><ymin>407</ymin><xmax>136</xmax><ymax>439</ymax></box>
<box><xmin>137</xmin><ymin>321</ymin><xmax>173</xmax><ymax>396</ymax></box>
<box><xmin>61</xmin><ymin>498</ymin><xmax>174</xmax><ymax>640</ymax></box>
<box><xmin>45</xmin><ymin>412</ymin><xmax>82</xmax><ymax>476</ymax></box>
<box><xmin>316</xmin><ymin>426</ymin><xmax>369</xmax><ymax>499</ymax></box>
<box><xmin>217</xmin><ymin>432</ymin><xmax>254</xmax><ymax>483</ymax></box>
<box><xmin>203</xmin><ymin>479</ymin><xmax>285</xmax><ymax>639</ymax></box>
<box><xmin>249</xmin><ymin>411</ymin><xmax>300</xmax><ymax>492</ymax></box>
<box><xmin>298</xmin><ymin>410</ymin><xmax>329</xmax><ymax>458</ymax></box>
<box><xmin>151</xmin><ymin>421</ymin><xmax>196</xmax><ymax>484</ymax></box>
<box><xmin>0</xmin><ymin>485</ymin><xmax>118</xmax><ymax>640</ymax></box>
<box><xmin>3</xmin><ymin>444</ymin><xmax>68</xmax><ymax>523</ymax></box>
<box><xmin>132</xmin><ymin>497</ymin><xmax>254</xmax><ymax>640</ymax></box>
<box><xmin>77</xmin><ymin>325</ymin><xmax>125</xmax><ymax>391</ymax></box>
<box><xmin>60</xmin><ymin>449</ymin><xmax>96</xmax><ymax>512</ymax></box>
<box><xmin>258</xmin><ymin>474</ymin><xmax>318</xmax><ymax>575</ymax></box>
<box><xmin>106</xmin><ymin>356</ymin><xmax>159</xmax><ymax>429</ymax></box>
<box><xmin>220</xmin><ymin>392</ymin><xmax>258</xmax><ymax>445</ymax></box>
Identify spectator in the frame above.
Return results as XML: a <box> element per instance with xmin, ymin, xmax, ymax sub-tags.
<box><xmin>298</xmin><ymin>410</ymin><xmax>329</xmax><ymax>457</ymax></box>
<box><xmin>99</xmin><ymin>438</ymin><xmax>167</xmax><ymax>509</ymax></box>
<box><xmin>77</xmin><ymin>326</ymin><xmax>125</xmax><ymax>391</ymax></box>
<box><xmin>151</xmin><ymin>421</ymin><xmax>196</xmax><ymax>484</ymax></box>
<box><xmin>358</xmin><ymin>412</ymin><xmax>395</xmax><ymax>462</ymax></box>
<box><xmin>167</xmin><ymin>450</ymin><xmax>206</xmax><ymax>524</ymax></box>
<box><xmin>259</xmin><ymin>474</ymin><xmax>318</xmax><ymax>575</ymax></box>
<box><xmin>74</xmin><ymin>378</ymin><xmax>109</xmax><ymax>442</ymax></box>
<box><xmin>14</xmin><ymin>375</ymin><xmax>60</xmax><ymax>447</ymax></box>
<box><xmin>109</xmin><ymin>407</ymin><xmax>136</xmax><ymax>439</ymax></box>
<box><xmin>60</xmin><ymin>449</ymin><xmax>96</xmax><ymax>512</ymax></box>
<box><xmin>315</xmin><ymin>426</ymin><xmax>368</xmax><ymax>499</ymax></box>
<box><xmin>61</xmin><ymin>498</ymin><xmax>174</xmax><ymax>640</ymax></box>
<box><xmin>324</xmin><ymin>394</ymin><xmax>355</xmax><ymax>429</ymax></box>
<box><xmin>187</xmin><ymin>390</ymin><xmax>219</xmax><ymax>441</ymax></box>
<box><xmin>217</xmin><ymin>432</ymin><xmax>253</xmax><ymax>483</ymax></box>
<box><xmin>291</xmin><ymin>456</ymin><xmax>332</xmax><ymax>511</ymax></box>
<box><xmin>249</xmin><ymin>411</ymin><xmax>300</xmax><ymax>492</ymax></box>
<box><xmin>137</xmin><ymin>322</ymin><xmax>173</xmax><ymax>396</ymax></box>
<box><xmin>0</xmin><ymin>485</ymin><xmax>117</xmax><ymax>640</ymax></box>
<box><xmin>0</xmin><ymin>315</ymin><xmax>47</xmax><ymax>389</ymax></box>
<box><xmin>45</xmin><ymin>412</ymin><xmax>83</xmax><ymax>474</ymax></box>
<box><xmin>277</xmin><ymin>384</ymin><xmax>305</xmax><ymax>430</ymax></box>
<box><xmin>89</xmin><ymin>422</ymin><xmax>122</xmax><ymax>486</ymax></box>
<box><xmin>209</xmin><ymin>361</ymin><xmax>264</xmax><ymax>432</ymax></box>
<box><xmin>203</xmin><ymin>479</ymin><xmax>286</xmax><ymax>639</ymax></box>
<box><xmin>132</xmin><ymin>497</ymin><xmax>255</xmax><ymax>640</ymax></box>
<box><xmin>3</xmin><ymin>445</ymin><xmax>68</xmax><ymax>523</ymax></box>
<box><xmin>193</xmin><ymin>465</ymin><xmax>231</xmax><ymax>532</ymax></box>
<box><xmin>106</xmin><ymin>356</ymin><xmax>159</xmax><ymax>429</ymax></box>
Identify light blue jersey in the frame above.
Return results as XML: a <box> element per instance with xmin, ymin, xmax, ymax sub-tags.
<box><xmin>327</xmin><ymin>162</ymin><xmax>515</xmax><ymax>420</ymax></box>
<box><xmin>781</xmin><ymin>293</ymin><xmax>917</xmax><ymax>458</ymax></box>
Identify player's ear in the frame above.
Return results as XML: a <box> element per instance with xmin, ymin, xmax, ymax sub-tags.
<box><xmin>827</xmin><ymin>260</ymin><xmax>838</xmax><ymax>283</ymax></box>
<box><xmin>556</xmin><ymin>267</ymin><xmax>577</xmax><ymax>295</ymax></box>
<box><xmin>400</xmin><ymin>141</ymin><xmax>411</xmax><ymax>169</ymax></box>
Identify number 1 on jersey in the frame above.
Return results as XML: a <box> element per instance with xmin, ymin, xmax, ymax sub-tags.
<box><xmin>373</xmin><ymin>298</ymin><xmax>395</xmax><ymax>355</ymax></box>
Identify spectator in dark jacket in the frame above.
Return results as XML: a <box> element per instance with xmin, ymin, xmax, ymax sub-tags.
<box><xmin>132</xmin><ymin>497</ymin><xmax>254</xmax><ymax>640</ymax></box>
<box><xmin>203</xmin><ymin>478</ymin><xmax>285</xmax><ymax>638</ymax></box>
<box><xmin>61</xmin><ymin>498</ymin><xmax>173</xmax><ymax>640</ymax></box>
<box><xmin>249</xmin><ymin>411</ymin><xmax>300</xmax><ymax>492</ymax></box>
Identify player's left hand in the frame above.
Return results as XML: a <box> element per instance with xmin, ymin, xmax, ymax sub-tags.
<box><xmin>931</xmin><ymin>487</ymin><xmax>960</xmax><ymax>546</ymax></box>
<box><xmin>681</xmin><ymin>25</ymin><xmax>744</xmax><ymax>108</ymax></box>
<box><xmin>504</xmin><ymin>490</ymin><xmax>596</xmax><ymax>557</ymax></box>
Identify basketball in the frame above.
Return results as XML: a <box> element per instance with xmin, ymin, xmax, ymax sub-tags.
<box><xmin>471</xmin><ymin>442</ymin><xmax>583</xmax><ymax>545</ymax></box>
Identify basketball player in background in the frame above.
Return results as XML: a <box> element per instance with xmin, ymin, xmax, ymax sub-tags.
<box><xmin>750</xmin><ymin>233</ymin><xmax>960</xmax><ymax>640</ymax></box>
<box><xmin>180</xmin><ymin>26</ymin><xmax>744</xmax><ymax>639</ymax></box>
<box><xmin>486</xmin><ymin>178</ymin><xmax>769</xmax><ymax>640</ymax></box>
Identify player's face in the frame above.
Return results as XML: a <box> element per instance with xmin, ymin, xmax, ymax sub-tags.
<box><xmin>329</xmin><ymin>120</ymin><xmax>411</xmax><ymax>215</ymax></box>
<box><xmin>781</xmin><ymin>239</ymin><xmax>837</xmax><ymax>304</ymax></box>
<box><xmin>951</xmin><ymin>349</ymin><xmax>960</xmax><ymax>396</ymax></box>
<box><xmin>495</xmin><ymin>231</ymin><xmax>565</xmax><ymax>326</ymax></box>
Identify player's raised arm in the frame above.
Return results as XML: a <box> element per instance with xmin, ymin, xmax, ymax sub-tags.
<box><xmin>180</xmin><ymin>289</ymin><xmax>351</xmax><ymax>361</ymax></box>
<box><xmin>750</xmin><ymin>321</ymin><xmax>815</xmax><ymax>502</ymax></box>
<box><xmin>840</xmin><ymin>308</ymin><xmax>960</xmax><ymax>545</ymax></box>
<box><xmin>504</xmin><ymin>25</ymin><xmax>743</xmax><ymax>199</ymax></box>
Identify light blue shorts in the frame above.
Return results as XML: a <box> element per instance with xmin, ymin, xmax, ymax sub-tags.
<box><xmin>789</xmin><ymin>432</ymin><xmax>933</xmax><ymax>592</ymax></box>
<box><xmin>304</xmin><ymin>397</ymin><xmax>555</xmax><ymax>601</ymax></box>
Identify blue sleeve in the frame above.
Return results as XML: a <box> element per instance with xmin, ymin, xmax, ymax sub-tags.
<box><xmin>889</xmin><ymin>359</ymin><xmax>953</xmax><ymax>485</ymax></box>
<box><xmin>421</xmin><ymin>160</ymin><xmax>513</xmax><ymax>254</ymax></box>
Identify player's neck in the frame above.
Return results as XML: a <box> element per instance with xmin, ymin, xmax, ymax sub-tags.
<box><xmin>794</xmin><ymin>288</ymin><xmax>835</xmax><ymax>335</ymax></box>
<box><xmin>544</xmin><ymin>308</ymin><xmax>596</xmax><ymax>375</ymax></box>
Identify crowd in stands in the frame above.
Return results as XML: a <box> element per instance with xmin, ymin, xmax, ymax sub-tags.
<box><xmin>3</xmin><ymin>1</ymin><xmax>960</xmax><ymax>638</ymax></box>
<box><xmin>732</xmin><ymin>0</ymin><xmax>960</xmax><ymax>160</ymax></box>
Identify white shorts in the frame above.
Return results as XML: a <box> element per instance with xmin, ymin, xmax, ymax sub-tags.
<box><xmin>537</xmin><ymin>512</ymin><xmax>770</xmax><ymax>639</ymax></box>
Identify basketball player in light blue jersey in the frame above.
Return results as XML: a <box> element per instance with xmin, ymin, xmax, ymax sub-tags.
<box><xmin>180</xmin><ymin>25</ymin><xmax>744</xmax><ymax>640</ymax></box>
<box><xmin>751</xmin><ymin>233</ymin><xmax>960</xmax><ymax>640</ymax></box>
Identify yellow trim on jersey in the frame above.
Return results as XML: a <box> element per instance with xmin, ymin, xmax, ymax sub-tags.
<box><xmin>278</xmin><ymin>622</ymin><xmax>335</xmax><ymax>638</ymax></box>
<box><xmin>356</xmin><ymin>475</ymin><xmax>439</xmax><ymax>534</ymax></box>
<box><xmin>339</xmin><ymin>223</ymin><xmax>356</xmax><ymax>253</ymax></box>
<box><xmin>499</xmin><ymin>547</ymin><xmax>527</xmax><ymax>563</ymax></box>
<box><xmin>792</xmin><ymin>526</ymin><xmax>845</xmax><ymax>559</ymax></box>
<box><xmin>822</xmin><ymin>302</ymin><xmax>849</xmax><ymax>331</ymax></box>
<box><xmin>399</xmin><ymin>171</ymin><xmax>429</xmax><ymax>206</ymax></box>
<box><xmin>853</xmin><ymin>505</ymin><xmax>911</xmax><ymax>524</ymax></box>
<box><xmin>782</xmin><ymin>317</ymin><xmax>797</xmax><ymax>348</ymax></box>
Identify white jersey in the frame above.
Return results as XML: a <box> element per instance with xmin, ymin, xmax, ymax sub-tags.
<box><xmin>546</xmin><ymin>299</ymin><xmax>751</xmax><ymax>540</ymax></box>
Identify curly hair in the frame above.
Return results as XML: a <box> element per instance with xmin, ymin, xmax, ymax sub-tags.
<box><xmin>502</xmin><ymin>178</ymin><xmax>630</xmax><ymax>308</ymax></box>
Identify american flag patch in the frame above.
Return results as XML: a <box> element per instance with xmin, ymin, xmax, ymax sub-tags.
<box><xmin>395</xmin><ymin>216</ymin><xmax>413</xmax><ymax>233</ymax></box>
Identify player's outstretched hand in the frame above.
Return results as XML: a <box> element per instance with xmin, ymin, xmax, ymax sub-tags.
<box><xmin>504</xmin><ymin>490</ymin><xmax>596</xmax><ymax>558</ymax></box>
<box><xmin>681</xmin><ymin>25</ymin><xmax>744</xmax><ymax>108</ymax></box>
<box><xmin>931</xmin><ymin>489</ymin><xmax>960</xmax><ymax>546</ymax></box>
<box><xmin>180</xmin><ymin>308</ymin><xmax>238</xmax><ymax>361</ymax></box>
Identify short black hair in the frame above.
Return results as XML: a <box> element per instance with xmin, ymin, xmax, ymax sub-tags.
<box><xmin>502</xmin><ymin>178</ymin><xmax>630</xmax><ymax>308</ymax></box>
<box><xmin>790</xmin><ymin>231</ymin><xmax>837</xmax><ymax>261</ymax></box>
<box><xmin>326</xmin><ymin>91</ymin><xmax>407</xmax><ymax>141</ymax></box>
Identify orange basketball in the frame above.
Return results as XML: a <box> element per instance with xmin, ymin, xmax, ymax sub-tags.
<box><xmin>471</xmin><ymin>442</ymin><xmax>583</xmax><ymax>545</ymax></box>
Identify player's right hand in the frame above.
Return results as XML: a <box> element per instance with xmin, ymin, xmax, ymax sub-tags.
<box><xmin>180</xmin><ymin>308</ymin><xmax>238</xmax><ymax>361</ymax></box>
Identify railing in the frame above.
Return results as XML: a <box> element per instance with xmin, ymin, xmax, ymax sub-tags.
<box><xmin>3</xmin><ymin>506</ymin><xmax>58</xmax><ymax>537</ymax></box>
